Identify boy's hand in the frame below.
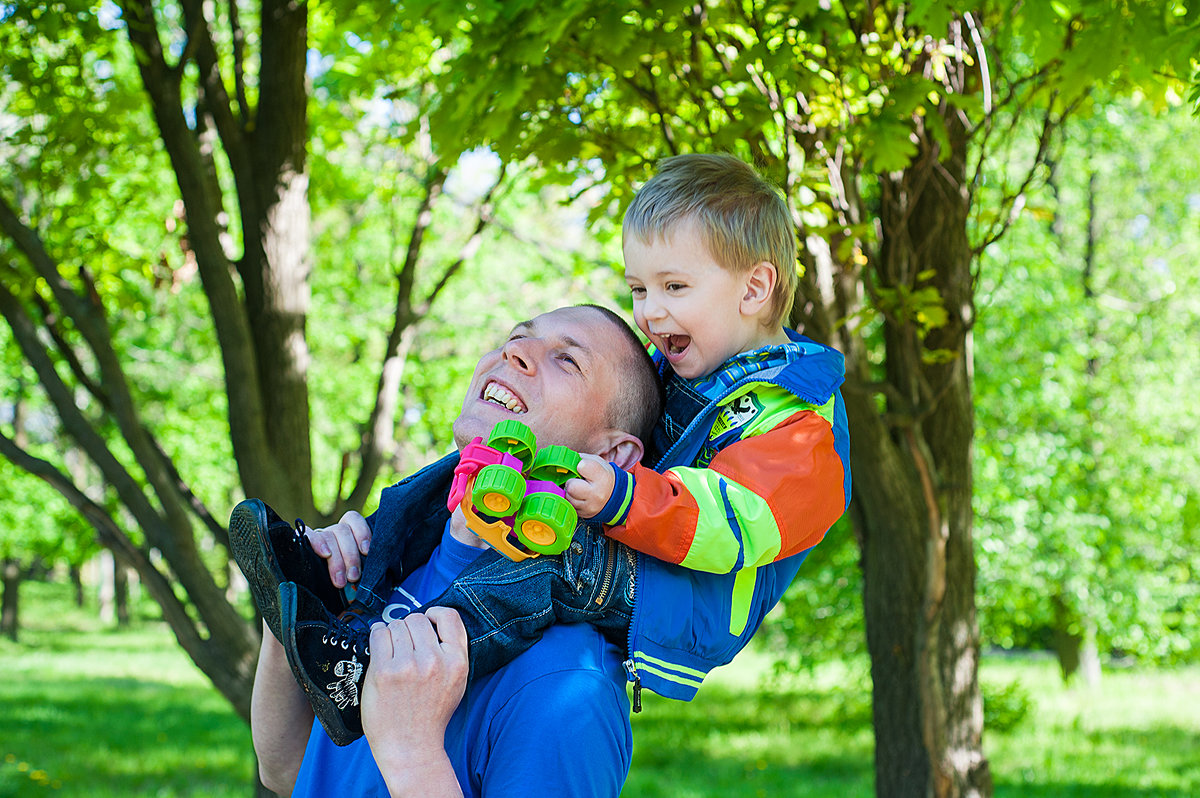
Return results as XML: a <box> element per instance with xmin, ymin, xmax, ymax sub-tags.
<box><xmin>565</xmin><ymin>454</ymin><xmax>618</xmax><ymax>520</ymax></box>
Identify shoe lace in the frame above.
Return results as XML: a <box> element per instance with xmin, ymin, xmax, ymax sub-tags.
<box><xmin>320</xmin><ymin>602</ymin><xmax>375</xmax><ymax>655</ymax></box>
<box><xmin>292</xmin><ymin>518</ymin><xmax>310</xmax><ymax>549</ymax></box>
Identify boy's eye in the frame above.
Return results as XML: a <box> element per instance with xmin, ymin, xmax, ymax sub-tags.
<box><xmin>629</xmin><ymin>286</ymin><xmax>646</xmax><ymax>297</ymax></box>
<box><xmin>666</xmin><ymin>282</ymin><xmax>686</xmax><ymax>291</ymax></box>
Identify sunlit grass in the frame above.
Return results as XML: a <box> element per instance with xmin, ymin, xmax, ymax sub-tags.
<box><xmin>0</xmin><ymin>580</ymin><xmax>253</xmax><ymax>797</ymax></box>
<box><xmin>2</xmin><ymin>579</ymin><xmax>1197</xmax><ymax>796</ymax></box>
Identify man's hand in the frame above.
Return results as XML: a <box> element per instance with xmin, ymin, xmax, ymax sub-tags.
<box><xmin>304</xmin><ymin>510</ymin><xmax>372</xmax><ymax>588</ymax></box>
<box><xmin>564</xmin><ymin>454</ymin><xmax>617</xmax><ymax>520</ymax></box>
<box><xmin>362</xmin><ymin>608</ymin><xmax>468</xmax><ymax>797</ymax></box>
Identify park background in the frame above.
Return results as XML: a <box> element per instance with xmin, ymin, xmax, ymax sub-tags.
<box><xmin>1</xmin><ymin>2</ymin><xmax>1198</xmax><ymax>796</ymax></box>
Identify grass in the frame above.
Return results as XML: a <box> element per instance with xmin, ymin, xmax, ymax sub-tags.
<box><xmin>1</xmin><ymin>581</ymin><xmax>254</xmax><ymax>797</ymax></box>
<box><xmin>3</xmin><ymin>579</ymin><xmax>1198</xmax><ymax>797</ymax></box>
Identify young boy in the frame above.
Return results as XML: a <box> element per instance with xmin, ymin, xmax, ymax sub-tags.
<box><xmin>230</xmin><ymin>153</ymin><xmax>851</xmax><ymax>746</ymax></box>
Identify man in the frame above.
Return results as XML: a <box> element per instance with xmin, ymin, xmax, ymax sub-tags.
<box><xmin>250</xmin><ymin>305</ymin><xmax>661</xmax><ymax>796</ymax></box>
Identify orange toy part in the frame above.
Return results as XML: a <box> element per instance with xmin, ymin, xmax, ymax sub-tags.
<box><xmin>458</xmin><ymin>474</ymin><xmax>535</xmax><ymax>562</ymax></box>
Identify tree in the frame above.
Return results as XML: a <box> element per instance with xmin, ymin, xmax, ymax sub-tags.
<box><xmin>398</xmin><ymin>1</ymin><xmax>1199</xmax><ymax>795</ymax></box>
<box><xmin>0</xmin><ymin>0</ymin><xmax>526</xmax><ymax>725</ymax></box>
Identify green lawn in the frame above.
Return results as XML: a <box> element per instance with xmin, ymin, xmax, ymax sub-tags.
<box><xmin>2</xmin><ymin>579</ymin><xmax>1197</xmax><ymax>797</ymax></box>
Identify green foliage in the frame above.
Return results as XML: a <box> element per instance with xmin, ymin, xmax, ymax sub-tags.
<box><xmin>982</xmin><ymin>676</ymin><xmax>1033</xmax><ymax>733</ymax></box>
<box><xmin>0</xmin><ymin>454</ymin><xmax>94</xmax><ymax>566</ymax></box>
<box><xmin>974</xmin><ymin>98</ymin><xmax>1200</xmax><ymax>665</ymax></box>
<box><xmin>762</xmin><ymin>517</ymin><xmax>866</xmax><ymax>669</ymax></box>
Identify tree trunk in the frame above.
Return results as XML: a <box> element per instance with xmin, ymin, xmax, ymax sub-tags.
<box><xmin>99</xmin><ymin>549</ymin><xmax>116</xmax><ymax>625</ymax></box>
<box><xmin>854</xmin><ymin>110</ymin><xmax>991</xmax><ymax>798</ymax></box>
<box><xmin>70</xmin><ymin>563</ymin><xmax>84</xmax><ymax>607</ymax></box>
<box><xmin>115</xmin><ymin>555</ymin><xmax>130</xmax><ymax>626</ymax></box>
<box><xmin>1</xmin><ymin>558</ymin><xmax>20</xmax><ymax>641</ymax></box>
<box><xmin>1052</xmin><ymin>594</ymin><xmax>1102</xmax><ymax>686</ymax></box>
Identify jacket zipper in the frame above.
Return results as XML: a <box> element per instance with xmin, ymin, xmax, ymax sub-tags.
<box><xmin>595</xmin><ymin>537</ymin><xmax>616</xmax><ymax>606</ymax></box>
<box><xmin>623</xmin><ymin>657</ymin><xmax>642</xmax><ymax>712</ymax></box>
<box><xmin>622</xmin><ymin>547</ymin><xmax>642</xmax><ymax>712</ymax></box>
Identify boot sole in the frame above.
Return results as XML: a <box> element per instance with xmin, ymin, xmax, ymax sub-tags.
<box><xmin>229</xmin><ymin>499</ymin><xmax>287</xmax><ymax>642</ymax></box>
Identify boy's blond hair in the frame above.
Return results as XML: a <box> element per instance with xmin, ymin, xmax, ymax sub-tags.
<box><xmin>623</xmin><ymin>153</ymin><xmax>797</xmax><ymax>329</ymax></box>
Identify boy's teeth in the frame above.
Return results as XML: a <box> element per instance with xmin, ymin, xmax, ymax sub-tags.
<box><xmin>663</xmin><ymin>334</ymin><xmax>689</xmax><ymax>355</ymax></box>
<box><xmin>484</xmin><ymin>382</ymin><xmax>527</xmax><ymax>414</ymax></box>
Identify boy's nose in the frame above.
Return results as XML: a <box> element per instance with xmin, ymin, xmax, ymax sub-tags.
<box><xmin>641</xmin><ymin>294</ymin><xmax>666</xmax><ymax>320</ymax></box>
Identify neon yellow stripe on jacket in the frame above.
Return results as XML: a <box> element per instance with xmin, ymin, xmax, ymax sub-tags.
<box><xmin>673</xmin><ymin>386</ymin><xmax>835</xmax><ymax>573</ymax></box>
<box><xmin>673</xmin><ymin>466</ymin><xmax>783</xmax><ymax>572</ymax></box>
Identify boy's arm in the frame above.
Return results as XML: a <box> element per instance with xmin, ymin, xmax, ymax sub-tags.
<box><xmin>604</xmin><ymin>407</ymin><xmax>847</xmax><ymax>573</ymax></box>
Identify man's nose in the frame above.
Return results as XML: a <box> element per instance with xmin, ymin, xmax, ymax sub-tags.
<box><xmin>501</xmin><ymin>338</ymin><xmax>538</xmax><ymax>373</ymax></box>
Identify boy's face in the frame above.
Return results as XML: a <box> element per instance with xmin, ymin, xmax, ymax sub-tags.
<box><xmin>623</xmin><ymin>219</ymin><xmax>765</xmax><ymax>380</ymax></box>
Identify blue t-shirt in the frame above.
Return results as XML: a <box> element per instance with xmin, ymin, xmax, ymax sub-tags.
<box><xmin>291</xmin><ymin>524</ymin><xmax>633</xmax><ymax>797</ymax></box>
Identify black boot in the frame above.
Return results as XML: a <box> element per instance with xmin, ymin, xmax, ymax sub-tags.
<box><xmin>280</xmin><ymin>581</ymin><xmax>376</xmax><ymax>746</ymax></box>
<box><xmin>229</xmin><ymin>499</ymin><xmax>348</xmax><ymax>642</ymax></box>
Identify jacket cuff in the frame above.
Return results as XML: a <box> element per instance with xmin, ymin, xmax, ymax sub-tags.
<box><xmin>585</xmin><ymin>463</ymin><xmax>635</xmax><ymax>526</ymax></box>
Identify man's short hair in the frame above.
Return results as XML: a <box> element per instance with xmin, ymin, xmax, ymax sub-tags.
<box><xmin>577</xmin><ymin>304</ymin><xmax>663</xmax><ymax>452</ymax></box>
<box><xmin>623</xmin><ymin>153</ymin><xmax>798</xmax><ymax>328</ymax></box>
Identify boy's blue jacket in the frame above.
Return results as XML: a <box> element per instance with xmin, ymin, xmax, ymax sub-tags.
<box><xmin>367</xmin><ymin>331</ymin><xmax>850</xmax><ymax>702</ymax></box>
<box><xmin>623</xmin><ymin>331</ymin><xmax>851</xmax><ymax>700</ymax></box>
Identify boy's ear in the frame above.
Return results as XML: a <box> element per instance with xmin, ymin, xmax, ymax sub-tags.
<box><xmin>741</xmin><ymin>261</ymin><xmax>778</xmax><ymax>317</ymax></box>
<box><xmin>592</xmin><ymin>431</ymin><xmax>644</xmax><ymax>471</ymax></box>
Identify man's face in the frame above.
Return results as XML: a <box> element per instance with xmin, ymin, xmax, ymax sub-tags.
<box><xmin>454</xmin><ymin>306</ymin><xmax>627</xmax><ymax>456</ymax></box>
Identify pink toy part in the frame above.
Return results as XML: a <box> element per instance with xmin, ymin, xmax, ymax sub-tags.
<box><xmin>447</xmin><ymin>437</ymin><xmax>524</xmax><ymax>513</ymax></box>
<box><xmin>524</xmin><ymin>479</ymin><xmax>564</xmax><ymax>499</ymax></box>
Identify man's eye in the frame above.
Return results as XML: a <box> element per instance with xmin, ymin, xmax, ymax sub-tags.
<box><xmin>559</xmin><ymin>353</ymin><xmax>579</xmax><ymax>369</ymax></box>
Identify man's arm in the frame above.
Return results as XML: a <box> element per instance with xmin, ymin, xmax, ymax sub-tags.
<box><xmin>250</xmin><ymin>622</ymin><xmax>315</xmax><ymax>795</ymax></box>
<box><xmin>362</xmin><ymin>608</ymin><xmax>468</xmax><ymax>798</ymax></box>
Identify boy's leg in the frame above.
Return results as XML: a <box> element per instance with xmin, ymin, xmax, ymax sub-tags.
<box><xmin>433</xmin><ymin>527</ymin><xmax>635</xmax><ymax>680</ymax></box>
<box><xmin>229</xmin><ymin>499</ymin><xmax>348</xmax><ymax>642</ymax></box>
<box><xmin>279</xmin><ymin>525</ymin><xmax>635</xmax><ymax>746</ymax></box>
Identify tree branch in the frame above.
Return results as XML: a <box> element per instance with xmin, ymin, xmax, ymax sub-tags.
<box><xmin>337</xmin><ymin>163</ymin><xmax>447</xmax><ymax>513</ymax></box>
<box><xmin>228</xmin><ymin>0</ymin><xmax>250</xmax><ymax>125</ymax></box>
<box><xmin>0</xmin><ymin>426</ymin><xmax>211</xmax><ymax>699</ymax></box>
<box><xmin>121</xmin><ymin>0</ymin><xmax>275</xmax><ymax>502</ymax></box>
<box><xmin>971</xmin><ymin>94</ymin><xmax>1081</xmax><ymax>255</ymax></box>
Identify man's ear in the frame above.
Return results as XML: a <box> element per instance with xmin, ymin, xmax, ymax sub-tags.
<box><xmin>592</xmin><ymin>431</ymin><xmax>644</xmax><ymax>471</ymax></box>
<box><xmin>740</xmin><ymin>261</ymin><xmax>778</xmax><ymax>317</ymax></box>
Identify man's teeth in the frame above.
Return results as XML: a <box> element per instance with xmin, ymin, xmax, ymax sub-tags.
<box><xmin>483</xmin><ymin>382</ymin><xmax>527</xmax><ymax>414</ymax></box>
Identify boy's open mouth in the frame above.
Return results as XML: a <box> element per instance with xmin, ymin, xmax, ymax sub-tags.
<box><xmin>661</xmin><ymin>334</ymin><xmax>691</xmax><ymax>357</ymax></box>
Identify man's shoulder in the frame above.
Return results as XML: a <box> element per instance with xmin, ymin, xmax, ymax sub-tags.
<box><xmin>470</xmin><ymin>624</ymin><xmax>629</xmax><ymax>723</ymax></box>
<box><xmin>495</xmin><ymin>623</ymin><xmax>626</xmax><ymax>690</ymax></box>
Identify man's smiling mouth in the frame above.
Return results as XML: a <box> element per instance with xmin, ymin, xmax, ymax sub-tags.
<box><xmin>483</xmin><ymin>381</ymin><xmax>527</xmax><ymax>414</ymax></box>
